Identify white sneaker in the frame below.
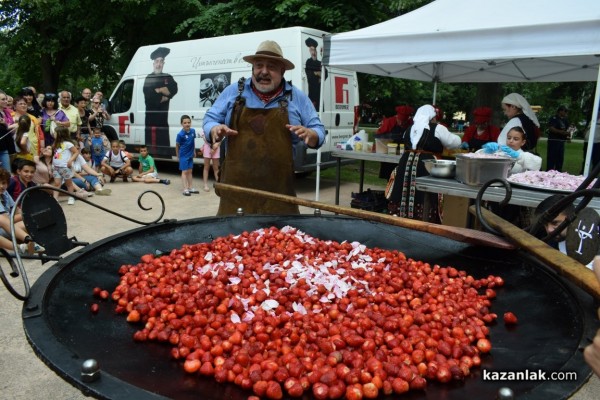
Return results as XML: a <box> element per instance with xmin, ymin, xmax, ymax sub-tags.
<box><xmin>78</xmin><ymin>189</ymin><xmax>94</xmax><ymax>197</ymax></box>
<box><xmin>95</xmin><ymin>188</ymin><xmax>112</xmax><ymax>196</ymax></box>
<box><xmin>67</xmin><ymin>196</ymin><xmax>75</xmax><ymax>205</ymax></box>
<box><xmin>18</xmin><ymin>243</ymin><xmax>29</xmax><ymax>255</ymax></box>
<box><xmin>32</xmin><ymin>242</ymin><xmax>45</xmax><ymax>253</ymax></box>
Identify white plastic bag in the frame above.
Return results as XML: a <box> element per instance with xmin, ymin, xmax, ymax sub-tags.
<box><xmin>344</xmin><ymin>130</ymin><xmax>368</xmax><ymax>150</ymax></box>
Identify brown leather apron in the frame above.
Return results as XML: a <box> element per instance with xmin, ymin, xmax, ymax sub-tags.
<box><xmin>217</xmin><ymin>99</ymin><xmax>299</xmax><ymax>215</ymax></box>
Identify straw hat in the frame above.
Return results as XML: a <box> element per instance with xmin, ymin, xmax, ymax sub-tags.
<box><xmin>243</xmin><ymin>41</ymin><xmax>295</xmax><ymax>70</ymax></box>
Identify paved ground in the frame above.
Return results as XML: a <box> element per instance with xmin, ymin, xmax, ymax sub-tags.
<box><xmin>0</xmin><ymin>163</ymin><xmax>598</xmax><ymax>399</ymax></box>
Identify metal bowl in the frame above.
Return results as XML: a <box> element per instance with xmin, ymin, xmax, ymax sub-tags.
<box><xmin>423</xmin><ymin>159</ymin><xmax>456</xmax><ymax>178</ymax></box>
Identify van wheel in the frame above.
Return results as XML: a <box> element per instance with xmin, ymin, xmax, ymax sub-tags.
<box><xmin>102</xmin><ymin>126</ymin><xmax>119</xmax><ymax>142</ymax></box>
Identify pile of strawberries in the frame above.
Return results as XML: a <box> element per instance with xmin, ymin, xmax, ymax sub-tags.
<box><xmin>97</xmin><ymin>226</ymin><xmax>508</xmax><ymax>399</ymax></box>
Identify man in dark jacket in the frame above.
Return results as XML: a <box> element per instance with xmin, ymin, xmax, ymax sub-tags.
<box><xmin>546</xmin><ymin>105</ymin><xmax>571</xmax><ymax>171</ymax></box>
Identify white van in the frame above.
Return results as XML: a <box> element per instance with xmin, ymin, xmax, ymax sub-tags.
<box><xmin>104</xmin><ymin>26</ymin><xmax>359</xmax><ymax>172</ymax></box>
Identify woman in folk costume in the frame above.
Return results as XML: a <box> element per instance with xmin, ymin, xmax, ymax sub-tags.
<box><xmin>376</xmin><ymin>105</ymin><xmax>413</xmax><ymax>178</ymax></box>
<box><xmin>386</xmin><ymin>105</ymin><xmax>461</xmax><ymax>222</ymax></box>
<box><xmin>376</xmin><ymin>105</ymin><xmax>413</xmax><ymax>137</ymax></box>
<box><xmin>498</xmin><ymin>93</ymin><xmax>540</xmax><ymax>152</ymax></box>
<box><xmin>460</xmin><ymin>106</ymin><xmax>501</xmax><ymax>151</ymax></box>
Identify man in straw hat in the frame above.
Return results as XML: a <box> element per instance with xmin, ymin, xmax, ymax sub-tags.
<box><xmin>143</xmin><ymin>46</ymin><xmax>178</xmax><ymax>156</ymax></box>
<box><xmin>203</xmin><ymin>40</ymin><xmax>325</xmax><ymax>215</ymax></box>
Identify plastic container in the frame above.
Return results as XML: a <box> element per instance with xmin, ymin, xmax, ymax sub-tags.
<box><xmin>387</xmin><ymin>143</ymin><xmax>398</xmax><ymax>154</ymax></box>
<box><xmin>375</xmin><ymin>138</ymin><xmax>393</xmax><ymax>154</ymax></box>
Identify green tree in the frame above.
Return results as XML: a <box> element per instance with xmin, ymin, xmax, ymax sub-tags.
<box><xmin>0</xmin><ymin>0</ymin><xmax>197</xmax><ymax>94</ymax></box>
<box><xmin>179</xmin><ymin>0</ymin><xmax>393</xmax><ymax>37</ymax></box>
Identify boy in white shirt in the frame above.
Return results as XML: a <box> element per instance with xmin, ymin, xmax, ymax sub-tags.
<box><xmin>101</xmin><ymin>140</ymin><xmax>133</xmax><ymax>182</ymax></box>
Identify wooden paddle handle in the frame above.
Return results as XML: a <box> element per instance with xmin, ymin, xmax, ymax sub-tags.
<box><xmin>472</xmin><ymin>206</ymin><xmax>600</xmax><ymax>300</ymax></box>
<box><xmin>214</xmin><ymin>183</ymin><xmax>514</xmax><ymax>250</ymax></box>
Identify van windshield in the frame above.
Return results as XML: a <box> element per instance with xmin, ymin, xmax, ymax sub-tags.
<box><xmin>111</xmin><ymin>80</ymin><xmax>134</xmax><ymax>113</ymax></box>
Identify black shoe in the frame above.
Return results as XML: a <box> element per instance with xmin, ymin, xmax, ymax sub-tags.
<box><xmin>110</xmin><ymin>174</ymin><xmax>116</xmax><ymax>183</ymax></box>
<box><xmin>161</xmin><ymin>179</ymin><xmax>171</xmax><ymax>185</ymax></box>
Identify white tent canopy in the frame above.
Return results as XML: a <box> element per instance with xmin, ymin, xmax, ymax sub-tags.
<box><xmin>322</xmin><ymin>0</ymin><xmax>600</xmax><ymax>174</ymax></box>
<box><xmin>323</xmin><ymin>0</ymin><xmax>600</xmax><ymax>83</ymax></box>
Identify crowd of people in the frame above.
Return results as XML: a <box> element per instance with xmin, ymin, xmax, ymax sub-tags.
<box><xmin>0</xmin><ymin>86</ymin><xmax>178</xmax><ymax>256</ymax></box>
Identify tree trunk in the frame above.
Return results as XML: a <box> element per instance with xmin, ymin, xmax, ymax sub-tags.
<box><xmin>40</xmin><ymin>54</ymin><xmax>60</xmax><ymax>94</ymax></box>
<box><xmin>474</xmin><ymin>83</ymin><xmax>503</xmax><ymax>126</ymax></box>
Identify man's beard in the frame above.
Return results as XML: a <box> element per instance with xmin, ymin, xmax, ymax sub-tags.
<box><xmin>253</xmin><ymin>73</ymin><xmax>278</xmax><ymax>93</ymax></box>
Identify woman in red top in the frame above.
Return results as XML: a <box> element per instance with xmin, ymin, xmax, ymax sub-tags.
<box><xmin>460</xmin><ymin>106</ymin><xmax>500</xmax><ymax>151</ymax></box>
<box><xmin>376</xmin><ymin>105</ymin><xmax>413</xmax><ymax>178</ymax></box>
<box><xmin>376</xmin><ymin>105</ymin><xmax>414</xmax><ymax>137</ymax></box>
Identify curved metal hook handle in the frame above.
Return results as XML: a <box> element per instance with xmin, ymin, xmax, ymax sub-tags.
<box><xmin>1</xmin><ymin>186</ymin><xmax>167</xmax><ymax>301</ymax></box>
<box><xmin>474</xmin><ymin>178</ymin><xmax>513</xmax><ymax>236</ymax></box>
<box><xmin>13</xmin><ymin>186</ymin><xmax>167</xmax><ymax>226</ymax></box>
<box><xmin>0</xmin><ymin>248</ymin><xmax>29</xmax><ymax>300</ymax></box>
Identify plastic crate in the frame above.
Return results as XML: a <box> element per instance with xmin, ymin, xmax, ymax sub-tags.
<box><xmin>350</xmin><ymin>189</ymin><xmax>387</xmax><ymax>212</ymax></box>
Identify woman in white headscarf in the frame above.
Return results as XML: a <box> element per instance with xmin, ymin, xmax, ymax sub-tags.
<box><xmin>408</xmin><ymin>105</ymin><xmax>461</xmax><ymax>150</ymax></box>
<box><xmin>498</xmin><ymin>93</ymin><xmax>540</xmax><ymax>151</ymax></box>
<box><xmin>386</xmin><ymin>104</ymin><xmax>461</xmax><ymax>222</ymax></box>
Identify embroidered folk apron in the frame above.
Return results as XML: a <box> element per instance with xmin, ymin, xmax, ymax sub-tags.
<box><xmin>217</xmin><ymin>102</ymin><xmax>299</xmax><ymax>215</ymax></box>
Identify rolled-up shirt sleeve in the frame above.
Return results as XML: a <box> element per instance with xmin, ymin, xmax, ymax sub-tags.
<box><xmin>288</xmin><ymin>87</ymin><xmax>325</xmax><ymax>149</ymax></box>
<box><xmin>202</xmin><ymin>84</ymin><xmax>238</xmax><ymax>144</ymax></box>
<box><xmin>434</xmin><ymin>124</ymin><xmax>461</xmax><ymax>149</ymax></box>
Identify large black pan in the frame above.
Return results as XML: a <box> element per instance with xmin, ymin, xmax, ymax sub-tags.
<box><xmin>23</xmin><ymin>215</ymin><xmax>597</xmax><ymax>399</ymax></box>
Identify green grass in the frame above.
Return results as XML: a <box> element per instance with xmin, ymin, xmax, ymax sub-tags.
<box><xmin>536</xmin><ymin>139</ymin><xmax>585</xmax><ymax>175</ymax></box>
<box><xmin>320</xmin><ymin>160</ymin><xmax>389</xmax><ymax>187</ymax></box>
<box><xmin>319</xmin><ymin>136</ymin><xmax>587</xmax><ymax>187</ymax></box>
<box><xmin>320</xmin><ymin>127</ymin><xmax>389</xmax><ymax>187</ymax></box>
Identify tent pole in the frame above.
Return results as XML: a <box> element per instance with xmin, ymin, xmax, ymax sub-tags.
<box><xmin>432</xmin><ymin>81</ymin><xmax>438</xmax><ymax>104</ymax></box>
<box><xmin>315</xmin><ymin>62</ymin><xmax>327</xmax><ymax>201</ymax></box>
<box><xmin>583</xmin><ymin>67</ymin><xmax>600</xmax><ymax>177</ymax></box>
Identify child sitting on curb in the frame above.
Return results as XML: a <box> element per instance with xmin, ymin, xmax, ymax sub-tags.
<box><xmin>132</xmin><ymin>145</ymin><xmax>170</xmax><ymax>185</ymax></box>
<box><xmin>8</xmin><ymin>159</ymin><xmax>37</xmax><ymax>201</ymax></box>
<box><xmin>0</xmin><ymin>167</ymin><xmax>45</xmax><ymax>254</ymax></box>
<box><xmin>72</xmin><ymin>148</ymin><xmax>111</xmax><ymax>195</ymax></box>
<box><xmin>101</xmin><ymin>140</ymin><xmax>133</xmax><ymax>182</ymax></box>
